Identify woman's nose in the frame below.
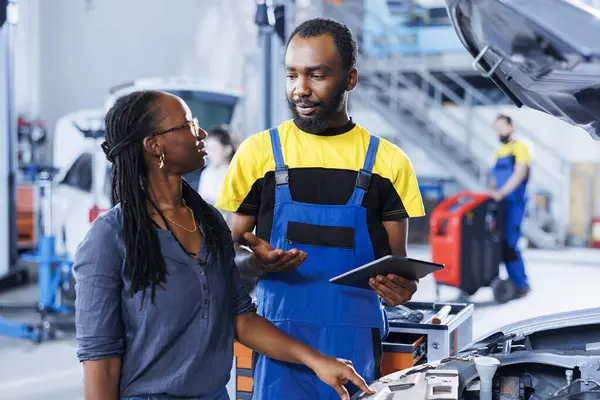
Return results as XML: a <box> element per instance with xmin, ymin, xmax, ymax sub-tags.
<box><xmin>197</xmin><ymin>127</ymin><xmax>208</xmax><ymax>140</ymax></box>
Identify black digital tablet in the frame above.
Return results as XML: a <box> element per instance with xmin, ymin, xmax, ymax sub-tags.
<box><xmin>329</xmin><ymin>255</ymin><xmax>445</xmax><ymax>290</ymax></box>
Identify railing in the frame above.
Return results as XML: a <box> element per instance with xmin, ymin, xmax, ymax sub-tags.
<box><xmin>354</xmin><ymin>84</ymin><xmax>561</xmax><ymax>249</ymax></box>
<box><xmin>420</xmin><ymin>65</ymin><xmax>594</xmax><ymax>245</ymax></box>
<box><xmin>363</xmin><ymin>65</ymin><xmax>566</xmax><ymax>239</ymax></box>
<box><xmin>352</xmin><ymin>85</ymin><xmax>485</xmax><ymax>190</ymax></box>
<box><xmin>416</xmin><ymin>72</ymin><xmax>566</xmax><ymax>182</ymax></box>
<box><xmin>414</xmin><ymin>71</ymin><xmax>576</xmax><ymax>243</ymax></box>
<box><xmin>443</xmin><ymin>70</ymin><xmax>596</xmax><ymax>232</ymax></box>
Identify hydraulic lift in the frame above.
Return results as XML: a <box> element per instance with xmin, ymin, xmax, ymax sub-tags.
<box><xmin>0</xmin><ymin>0</ymin><xmax>75</xmax><ymax>342</ymax></box>
<box><xmin>0</xmin><ymin>0</ymin><xmax>32</xmax><ymax>339</ymax></box>
<box><xmin>0</xmin><ymin>0</ymin><xmax>28</xmax><ymax>291</ymax></box>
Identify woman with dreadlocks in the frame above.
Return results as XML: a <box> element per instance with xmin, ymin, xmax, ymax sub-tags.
<box><xmin>73</xmin><ymin>90</ymin><xmax>375</xmax><ymax>400</ymax></box>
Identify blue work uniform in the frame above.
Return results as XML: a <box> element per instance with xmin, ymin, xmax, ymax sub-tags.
<box><xmin>216</xmin><ymin>120</ymin><xmax>425</xmax><ymax>399</ymax></box>
<box><xmin>251</xmin><ymin>128</ymin><xmax>385</xmax><ymax>399</ymax></box>
<box><xmin>491</xmin><ymin>140</ymin><xmax>531</xmax><ymax>289</ymax></box>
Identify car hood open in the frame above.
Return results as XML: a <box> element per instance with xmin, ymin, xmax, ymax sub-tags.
<box><xmin>462</xmin><ymin>307</ymin><xmax>600</xmax><ymax>352</ymax></box>
<box><xmin>446</xmin><ymin>0</ymin><xmax>600</xmax><ymax>140</ymax></box>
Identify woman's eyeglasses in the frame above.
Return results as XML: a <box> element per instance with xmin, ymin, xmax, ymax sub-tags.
<box><xmin>151</xmin><ymin>117</ymin><xmax>200</xmax><ymax>138</ymax></box>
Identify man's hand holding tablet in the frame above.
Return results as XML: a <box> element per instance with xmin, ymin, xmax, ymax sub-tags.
<box><xmin>329</xmin><ymin>256</ymin><xmax>444</xmax><ymax>306</ymax></box>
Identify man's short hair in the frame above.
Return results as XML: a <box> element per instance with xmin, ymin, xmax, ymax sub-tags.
<box><xmin>287</xmin><ymin>18</ymin><xmax>358</xmax><ymax>71</ymax></box>
<box><xmin>496</xmin><ymin>114</ymin><xmax>513</xmax><ymax>125</ymax></box>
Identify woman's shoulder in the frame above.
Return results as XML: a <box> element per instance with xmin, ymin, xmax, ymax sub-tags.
<box><xmin>91</xmin><ymin>204</ymin><xmax>123</xmax><ymax>233</ymax></box>
<box><xmin>78</xmin><ymin>204</ymin><xmax>124</xmax><ymax>252</ymax></box>
<box><xmin>73</xmin><ymin>204</ymin><xmax>125</xmax><ymax>277</ymax></box>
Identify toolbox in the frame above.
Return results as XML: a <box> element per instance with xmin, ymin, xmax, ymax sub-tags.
<box><xmin>227</xmin><ymin>301</ymin><xmax>474</xmax><ymax>399</ymax></box>
<box><xmin>16</xmin><ymin>184</ymin><xmax>37</xmax><ymax>250</ymax></box>
<box><xmin>381</xmin><ymin>332</ymin><xmax>427</xmax><ymax>375</ymax></box>
<box><xmin>231</xmin><ymin>342</ymin><xmax>254</xmax><ymax>400</ymax></box>
<box><xmin>382</xmin><ymin>301</ymin><xmax>474</xmax><ymax>375</ymax></box>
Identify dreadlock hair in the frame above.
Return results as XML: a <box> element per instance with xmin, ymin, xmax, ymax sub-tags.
<box><xmin>102</xmin><ymin>90</ymin><xmax>227</xmax><ymax>308</ymax></box>
<box><xmin>286</xmin><ymin>18</ymin><xmax>358</xmax><ymax>71</ymax></box>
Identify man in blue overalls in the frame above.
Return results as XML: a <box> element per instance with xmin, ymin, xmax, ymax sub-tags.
<box><xmin>216</xmin><ymin>18</ymin><xmax>425</xmax><ymax>400</ymax></box>
<box><xmin>489</xmin><ymin>114</ymin><xmax>532</xmax><ymax>298</ymax></box>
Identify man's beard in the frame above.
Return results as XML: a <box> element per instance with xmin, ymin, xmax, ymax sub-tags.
<box><xmin>288</xmin><ymin>82</ymin><xmax>347</xmax><ymax>134</ymax></box>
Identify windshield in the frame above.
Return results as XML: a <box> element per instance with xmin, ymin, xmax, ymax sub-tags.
<box><xmin>164</xmin><ymin>90</ymin><xmax>238</xmax><ymax>130</ymax></box>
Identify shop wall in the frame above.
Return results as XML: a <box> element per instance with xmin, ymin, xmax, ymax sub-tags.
<box><xmin>15</xmin><ymin>0</ymin><xmax>260</xmax><ymax>140</ymax></box>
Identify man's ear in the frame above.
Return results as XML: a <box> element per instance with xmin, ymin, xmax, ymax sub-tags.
<box><xmin>142</xmin><ymin>136</ymin><xmax>162</xmax><ymax>157</ymax></box>
<box><xmin>347</xmin><ymin>68</ymin><xmax>358</xmax><ymax>91</ymax></box>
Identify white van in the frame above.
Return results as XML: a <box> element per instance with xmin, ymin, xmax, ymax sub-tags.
<box><xmin>50</xmin><ymin>108</ymin><xmax>108</xmax><ymax>256</ymax></box>
<box><xmin>52</xmin><ymin>77</ymin><xmax>243</xmax><ymax>257</ymax></box>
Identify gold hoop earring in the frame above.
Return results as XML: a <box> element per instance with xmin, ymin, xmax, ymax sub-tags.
<box><xmin>159</xmin><ymin>153</ymin><xmax>165</xmax><ymax>169</ymax></box>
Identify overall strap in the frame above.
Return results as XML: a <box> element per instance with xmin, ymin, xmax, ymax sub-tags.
<box><xmin>347</xmin><ymin>135</ymin><xmax>380</xmax><ymax>206</ymax></box>
<box><xmin>268</xmin><ymin>127</ymin><xmax>292</xmax><ymax>203</ymax></box>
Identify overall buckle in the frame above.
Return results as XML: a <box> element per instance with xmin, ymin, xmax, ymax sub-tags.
<box><xmin>356</xmin><ymin>169</ymin><xmax>372</xmax><ymax>191</ymax></box>
<box><xmin>275</xmin><ymin>166</ymin><xmax>289</xmax><ymax>186</ymax></box>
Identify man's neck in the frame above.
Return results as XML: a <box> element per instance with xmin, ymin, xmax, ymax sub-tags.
<box><xmin>329</xmin><ymin>111</ymin><xmax>351</xmax><ymax>129</ymax></box>
<box><xmin>294</xmin><ymin>117</ymin><xmax>356</xmax><ymax>137</ymax></box>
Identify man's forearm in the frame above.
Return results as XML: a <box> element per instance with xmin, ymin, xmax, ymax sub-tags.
<box><xmin>499</xmin><ymin>172</ymin><xmax>525</xmax><ymax>197</ymax></box>
<box><xmin>498</xmin><ymin>162</ymin><xmax>528</xmax><ymax>197</ymax></box>
<box><xmin>234</xmin><ymin>244</ymin><xmax>266</xmax><ymax>279</ymax></box>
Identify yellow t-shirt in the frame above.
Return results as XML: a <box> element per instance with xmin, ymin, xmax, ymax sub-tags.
<box><xmin>216</xmin><ymin>120</ymin><xmax>425</xmax><ymax>258</ymax></box>
<box><xmin>494</xmin><ymin>140</ymin><xmax>531</xmax><ymax>165</ymax></box>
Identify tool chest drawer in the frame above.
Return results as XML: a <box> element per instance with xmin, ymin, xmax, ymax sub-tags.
<box><xmin>233</xmin><ymin>342</ymin><xmax>253</xmax><ymax>399</ymax></box>
<box><xmin>382</xmin><ymin>333</ymin><xmax>427</xmax><ymax>376</ymax></box>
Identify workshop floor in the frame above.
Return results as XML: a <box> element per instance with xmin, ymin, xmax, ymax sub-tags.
<box><xmin>1</xmin><ymin>245</ymin><xmax>599</xmax><ymax>400</ymax></box>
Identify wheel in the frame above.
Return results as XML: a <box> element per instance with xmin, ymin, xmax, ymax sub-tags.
<box><xmin>47</xmin><ymin>327</ymin><xmax>57</xmax><ymax>340</ymax></box>
<box><xmin>33</xmin><ymin>327</ymin><xmax>43</xmax><ymax>344</ymax></box>
<box><xmin>42</xmin><ymin>320</ymin><xmax>56</xmax><ymax>340</ymax></box>
<box><xmin>36</xmin><ymin>303</ymin><xmax>48</xmax><ymax>316</ymax></box>
<box><xmin>491</xmin><ymin>278</ymin><xmax>516</xmax><ymax>304</ymax></box>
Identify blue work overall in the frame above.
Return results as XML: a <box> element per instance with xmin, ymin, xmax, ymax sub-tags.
<box><xmin>492</xmin><ymin>151</ymin><xmax>529</xmax><ymax>289</ymax></box>
<box><xmin>252</xmin><ymin>128</ymin><xmax>386</xmax><ymax>400</ymax></box>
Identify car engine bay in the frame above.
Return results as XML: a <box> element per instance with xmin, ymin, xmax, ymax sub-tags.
<box><xmin>354</xmin><ymin>317</ymin><xmax>600</xmax><ymax>399</ymax></box>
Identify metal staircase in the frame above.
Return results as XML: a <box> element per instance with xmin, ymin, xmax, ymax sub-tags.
<box><xmin>323</xmin><ymin>3</ymin><xmax>593</xmax><ymax>249</ymax></box>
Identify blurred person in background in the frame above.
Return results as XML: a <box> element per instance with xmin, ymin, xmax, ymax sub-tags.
<box><xmin>74</xmin><ymin>90</ymin><xmax>375</xmax><ymax>400</ymax></box>
<box><xmin>198</xmin><ymin>126</ymin><xmax>257</xmax><ymax>293</ymax></box>
<box><xmin>216</xmin><ymin>18</ymin><xmax>424</xmax><ymax>400</ymax></box>
<box><xmin>198</xmin><ymin>125</ymin><xmax>237</xmax><ymax>225</ymax></box>
<box><xmin>489</xmin><ymin>114</ymin><xmax>531</xmax><ymax>298</ymax></box>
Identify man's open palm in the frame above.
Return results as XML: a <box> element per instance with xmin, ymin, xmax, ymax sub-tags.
<box><xmin>243</xmin><ymin>232</ymin><xmax>307</xmax><ymax>273</ymax></box>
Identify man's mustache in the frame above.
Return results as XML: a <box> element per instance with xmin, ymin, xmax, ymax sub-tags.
<box><xmin>292</xmin><ymin>100</ymin><xmax>323</xmax><ymax>107</ymax></box>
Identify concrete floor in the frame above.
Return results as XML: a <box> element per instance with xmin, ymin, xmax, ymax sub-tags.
<box><xmin>1</xmin><ymin>245</ymin><xmax>599</xmax><ymax>399</ymax></box>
